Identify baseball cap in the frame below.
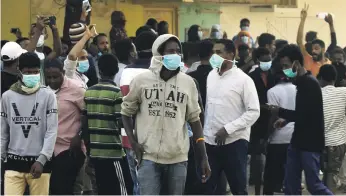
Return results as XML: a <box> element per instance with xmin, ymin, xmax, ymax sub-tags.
<box><xmin>1</xmin><ymin>42</ymin><xmax>27</xmax><ymax>61</ymax></box>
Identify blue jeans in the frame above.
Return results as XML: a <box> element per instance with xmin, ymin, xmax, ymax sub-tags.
<box><xmin>137</xmin><ymin>160</ymin><xmax>187</xmax><ymax>195</ymax></box>
<box><xmin>284</xmin><ymin>145</ymin><xmax>333</xmax><ymax>195</ymax></box>
<box><xmin>125</xmin><ymin>148</ymin><xmax>140</xmax><ymax>195</ymax></box>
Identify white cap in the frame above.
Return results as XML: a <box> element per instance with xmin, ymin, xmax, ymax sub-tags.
<box><xmin>211</xmin><ymin>24</ymin><xmax>221</xmax><ymax>31</ymax></box>
<box><xmin>1</xmin><ymin>42</ymin><xmax>27</xmax><ymax>61</ymax></box>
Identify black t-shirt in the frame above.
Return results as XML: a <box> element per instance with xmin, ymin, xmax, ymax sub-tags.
<box><xmin>279</xmin><ymin>72</ymin><xmax>325</xmax><ymax>152</ymax></box>
<box><xmin>1</xmin><ymin>71</ymin><xmax>18</xmax><ymax>96</ymax></box>
<box><xmin>188</xmin><ymin>64</ymin><xmax>213</xmax><ymax>109</ymax></box>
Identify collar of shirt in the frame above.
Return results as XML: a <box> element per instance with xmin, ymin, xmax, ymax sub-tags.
<box><xmin>218</xmin><ymin>65</ymin><xmax>237</xmax><ymax>77</ymax></box>
<box><xmin>99</xmin><ymin>79</ymin><xmax>117</xmax><ymax>86</ymax></box>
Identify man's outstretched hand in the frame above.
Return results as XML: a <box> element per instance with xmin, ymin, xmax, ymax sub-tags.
<box><xmin>300</xmin><ymin>3</ymin><xmax>309</xmax><ymax>20</ymax></box>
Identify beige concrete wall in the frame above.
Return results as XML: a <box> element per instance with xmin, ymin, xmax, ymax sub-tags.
<box><xmin>221</xmin><ymin>0</ymin><xmax>346</xmax><ymax>47</ymax></box>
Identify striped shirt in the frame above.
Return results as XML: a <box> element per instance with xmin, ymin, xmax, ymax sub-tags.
<box><xmin>322</xmin><ymin>85</ymin><xmax>346</xmax><ymax>146</ymax></box>
<box><xmin>84</xmin><ymin>79</ymin><xmax>125</xmax><ymax>159</ymax></box>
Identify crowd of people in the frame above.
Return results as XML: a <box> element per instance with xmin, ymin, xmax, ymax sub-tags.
<box><xmin>2</xmin><ymin>3</ymin><xmax>346</xmax><ymax>195</ymax></box>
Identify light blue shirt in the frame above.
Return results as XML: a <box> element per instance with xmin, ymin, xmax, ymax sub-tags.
<box><xmin>187</xmin><ymin>123</ymin><xmax>193</xmax><ymax>137</ymax></box>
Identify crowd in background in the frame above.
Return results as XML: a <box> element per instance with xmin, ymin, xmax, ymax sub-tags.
<box><xmin>2</xmin><ymin>2</ymin><xmax>346</xmax><ymax>195</ymax></box>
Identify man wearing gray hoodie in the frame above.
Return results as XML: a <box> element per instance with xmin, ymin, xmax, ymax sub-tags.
<box><xmin>1</xmin><ymin>52</ymin><xmax>58</xmax><ymax>195</ymax></box>
<box><xmin>121</xmin><ymin>34</ymin><xmax>211</xmax><ymax>195</ymax></box>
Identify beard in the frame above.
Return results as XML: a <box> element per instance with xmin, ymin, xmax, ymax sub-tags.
<box><xmin>312</xmin><ymin>53</ymin><xmax>323</xmax><ymax>61</ymax></box>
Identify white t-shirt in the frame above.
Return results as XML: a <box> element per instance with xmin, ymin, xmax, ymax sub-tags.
<box><xmin>114</xmin><ymin>63</ymin><xmax>127</xmax><ymax>87</ymax></box>
<box><xmin>267</xmin><ymin>82</ymin><xmax>297</xmax><ymax>144</ymax></box>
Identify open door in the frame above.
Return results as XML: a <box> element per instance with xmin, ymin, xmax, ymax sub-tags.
<box><xmin>143</xmin><ymin>7</ymin><xmax>177</xmax><ymax>35</ymax></box>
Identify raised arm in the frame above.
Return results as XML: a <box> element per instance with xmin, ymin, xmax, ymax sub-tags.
<box><xmin>46</xmin><ymin>24</ymin><xmax>62</xmax><ymax>60</ymax></box>
<box><xmin>68</xmin><ymin>25</ymin><xmax>96</xmax><ymax>61</ymax></box>
<box><xmin>325</xmin><ymin>14</ymin><xmax>337</xmax><ymax>54</ymax></box>
<box><xmin>297</xmin><ymin>3</ymin><xmax>309</xmax><ymax>56</ymax></box>
<box><xmin>26</xmin><ymin>16</ymin><xmax>46</xmax><ymax>52</ymax></box>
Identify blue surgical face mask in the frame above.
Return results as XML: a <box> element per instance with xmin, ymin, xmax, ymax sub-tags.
<box><xmin>283</xmin><ymin>68</ymin><xmax>297</xmax><ymax>78</ymax></box>
<box><xmin>77</xmin><ymin>60</ymin><xmax>90</xmax><ymax>73</ymax></box>
<box><xmin>209</xmin><ymin>54</ymin><xmax>225</xmax><ymax>69</ymax></box>
<box><xmin>259</xmin><ymin>61</ymin><xmax>272</xmax><ymax>71</ymax></box>
<box><xmin>241</xmin><ymin>26</ymin><xmax>249</xmax><ymax>31</ymax></box>
<box><xmin>162</xmin><ymin>54</ymin><xmax>182</xmax><ymax>71</ymax></box>
<box><xmin>22</xmin><ymin>73</ymin><xmax>40</xmax><ymax>88</ymax></box>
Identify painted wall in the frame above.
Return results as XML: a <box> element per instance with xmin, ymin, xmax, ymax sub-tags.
<box><xmin>178</xmin><ymin>3</ymin><xmax>220</xmax><ymax>41</ymax></box>
<box><xmin>220</xmin><ymin>0</ymin><xmax>346</xmax><ymax>47</ymax></box>
<box><xmin>1</xmin><ymin>0</ymin><xmax>144</xmax><ymax>46</ymax></box>
<box><xmin>1</xmin><ymin>0</ymin><xmax>32</xmax><ymax>42</ymax></box>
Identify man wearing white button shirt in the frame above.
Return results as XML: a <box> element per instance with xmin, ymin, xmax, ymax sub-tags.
<box><xmin>203</xmin><ymin>39</ymin><xmax>260</xmax><ymax>195</ymax></box>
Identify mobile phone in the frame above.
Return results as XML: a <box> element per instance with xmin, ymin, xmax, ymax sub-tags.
<box><xmin>10</xmin><ymin>28</ymin><xmax>19</xmax><ymax>34</ymax></box>
<box><xmin>49</xmin><ymin>16</ymin><xmax>56</xmax><ymax>26</ymax></box>
<box><xmin>83</xmin><ymin>0</ymin><xmax>92</xmax><ymax>12</ymax></box>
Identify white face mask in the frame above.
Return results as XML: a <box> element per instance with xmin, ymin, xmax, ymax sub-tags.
<box><xmin>36</xmin><ymin>35</ymin><xmax>45</xmax><ymax>47</ymax></box>
<box><xmin>198</xmin><ymin>31</ymin><xmax>203</xmax><ymax>39</ymax></box>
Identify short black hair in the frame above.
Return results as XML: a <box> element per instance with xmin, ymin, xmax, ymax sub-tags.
<box><xmin>240</xmin><ymin>18</ymin><xmax>250</xmax><ymax>25</ymax></box>
<box><xmin>238</xmin><ymin>44</ymin><xmax>249</xmax><ymax>51</ymax></box>
<box><xmin>1</xmin><ymin>40</ymin><xmax>9</xmax><ymax>49</ymax></box>
<box><xmin>136</xmin><ymin>25</ymin><xmax>152</xmax><ymax>37</ymax></box>
<box><xmin>98</xmin><ymin>53</ymin><xmax>119</xmax><ymax>77</ymax></box>
<box><xmin>158</xmin><ymin>37</ymin><xmax>180</xmax><ymax>55</ymax></box>
<box><xmin>199</xmin><ymin>40</ymin><xmax>214</xmax><ymax>60</ymax></box>
<box><xmin>277</xmin><ymin>44</ymin><xmax>304</xmax><ymax>67</ymax></box>
<box><xmin>146</xmin><ymin>18</ymin><xmax>158</xmax><ymax>28</ymax></box>
<box><xmin>44</xmin><ymin>58</ymin><xmax>64</xmax><ymax>71</ymax></box>
<box><xmin>258</xmin><ymin>33</ymin><xmax>275</xmax><ymax>47</ymax></box>
<box><xmin>113</xmin><ymin>38</ymin><xmax>133</xmax><ymax>62</ymax></box>
<box><xmin>92</xmin><ymin>33</ymin><xmax>107</xmax><ymax>45</ymax></box>
<box><xmin>275</xmin><ymin>39</ymin><xmax>288</xmax><ymax>51</ymax></box>
<box><xmin>135</xmin><ymin>31</ymin><xmax>157</xmax><ymax>51</ymax></box>
<box><xmin>188</xmin><ymin>25</ymin><xmax>201</xmax><ymax>42</ymax></box>
<box><xmin>18</xmin><ymin>52</ymin><xmax>40</xmax><ymax>71</ymax></box>
<box><xmin>331</xmin><ymin>47</ymin><xmax>346</xmax><ymax>58</ymax></box>
<box><xmin>306</xmin><ymin>31</ymin><xmax>317</xmax><ymax>42</ymax></box>
<box><xmin>158</xmin><ymin>21</ymin><xmax>169</xmax><ymax>35</ymax></box>
<box><xmin>317</xmin><ymin>64</ymin><xmax>337</xmax><ymax>82</ymax></box>
<box><xmin>216</xmin><ymin>39</ymin><xmax>236</xmax><ymax>55</ymax></box>
<box><xmin>253</xmin><ymin>47</ymin><xmax>271</xmax><ymax>62</ymax></box>
<box><xmin>16</xmin><ymin>37</ymin><xmax>29</xmax><ymax>45</ymax></box>
<box><xmin>311</xmin><ymin>39</ymin><xmax>326</xmax><ymax>49</ymax></box>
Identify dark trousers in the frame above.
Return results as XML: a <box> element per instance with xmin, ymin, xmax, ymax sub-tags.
<box><xmin>263</xmin><ymin>144</ymin><xmax>289</xmax><ymax>195</ymax></box>
<box><xmin>185</xmin><ymin>138</ymin><xmax>202</xmax><ymax>195</ymax></box>
<box><xmin>1</xmin><ymin>161</ymin><xmax>4</xmax><ymax>195</ymax></box>
<box><xmin>92</xmin><ymin>158</ymin><xmax>132</xmax><ymax>195</ymax></box>
<box><xmin>284</xmin><ymin>145</ymin><xmax>333</xmax><ymax>195</ymax></box>
<box><xmin>323</xmin><ymin>144</ymin><xmax>346</xmax><ymax>193</ymax></box>
<box><xmin>249</xmin><ymin>139</ymin><xmax>266</xmax><ymax>195</ymax></box>
<box><xmin>49</xmin><ymin>150</ymin><xmax>85</xmax><ymax>195</ymax></box>
<box><xmin>183</xmin><ymin>138</ymin><xmax>227</xmax><ymax>195</ymax></box>
<box><xmin>204</xmin><ymin>140</ymin><xmax>248</xmax><ymax>195</ymax></box>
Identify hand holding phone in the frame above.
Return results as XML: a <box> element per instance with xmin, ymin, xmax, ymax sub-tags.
<box><xmin>10</xmin><ymin>28</ymin><xmax>19</xmax><ymax>34</ymax></box>
<box><xmin>83</xmin><ymin>0</ymin><xmax>92</xmax><ymax>13</ymax></box>
<box><xmin>49</xmin><ymin>16</ymin><xmax>56</xmax><ymax>27</ymax></box>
